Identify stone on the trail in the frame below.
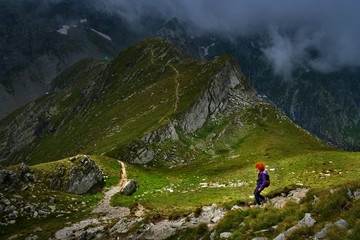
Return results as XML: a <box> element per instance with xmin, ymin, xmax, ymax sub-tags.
<box><xmin>66</xmin><ymin>157</ymin><xmax>104</xmax><ymax>194</ymax></box>
<box><xmin>121</xmin><ymin>180</ymin><xmax>139</xmax><ymax>196</ymax></box>
<box><xmin>171</xmin><ymin>222</ymin><xmax>183</xmax><ymax>228</ymax></box>
<box><xmin>220</xmin><ymin>232</ymin><xmax>232</xmax><ymax>239</ymax></box>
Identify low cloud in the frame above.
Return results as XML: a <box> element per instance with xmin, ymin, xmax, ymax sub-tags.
<box><xmin>97</xmin><ymin>0</ymin><xmax>360</xmax><ymax>76</ymax></box>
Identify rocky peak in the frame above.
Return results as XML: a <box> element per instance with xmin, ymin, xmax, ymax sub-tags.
<box><xmin>154</xmin><ymin>17</ymin><xmax>203</xmax><ymax>59</ymax></box>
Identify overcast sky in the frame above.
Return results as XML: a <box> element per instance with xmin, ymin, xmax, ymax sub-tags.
<box><xmin>27</xmin><ymin>0</ymin><xmax>359</xmax><ymax>78</ymax></box>
<box><xmin>94</xmin><ymin>0</ymin><xmax>360</xmax><ymax>77</ymax></box>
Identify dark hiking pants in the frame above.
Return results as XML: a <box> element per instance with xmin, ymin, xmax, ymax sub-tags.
<box><xmin>254</xmin><ymin>187</ymin><xmax>265</xmax><ymax>205</ymax></box>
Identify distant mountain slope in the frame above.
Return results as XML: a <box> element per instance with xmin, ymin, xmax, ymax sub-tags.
<box><xmin>0</xmin><ymin>38</ymin><xmax>330</xmax><ymax>167</ymax></box>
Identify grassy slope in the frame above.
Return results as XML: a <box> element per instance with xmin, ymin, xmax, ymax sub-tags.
<box><xmin>110</xmin><ymin>104</ymin><xmax>360</xmax><ymax>215</ymax></box>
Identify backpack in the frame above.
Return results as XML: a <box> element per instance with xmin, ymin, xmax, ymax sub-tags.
<box><xmin>265</xmin><ymin>173</ymin><xmax>270</xmax><ymax>187</ymax></box>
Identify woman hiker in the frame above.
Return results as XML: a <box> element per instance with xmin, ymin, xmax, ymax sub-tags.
<box><xmin>254</xmin><ymin>162</ymin><xmax>269</xmax><ymax>205</ymax></box>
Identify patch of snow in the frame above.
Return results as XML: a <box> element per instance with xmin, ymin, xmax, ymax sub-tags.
<box><xmin>57</xmin><ymin>25</ymin><xmax>71</xmax><ymax>35</ymax></box>
<box><xmin>200</xmin><ymin>43</ymin><xmax>215</xmax><ymax>56</ymax></box>
<box><xmin>80</xmin><ymin>18</ymin><xmax>87</xmax><ymax>23</ymax></box>
<box><xmin>91</xmin><ymin>29</ymin><xmax>112</xmax><ymax>41</ymax></box>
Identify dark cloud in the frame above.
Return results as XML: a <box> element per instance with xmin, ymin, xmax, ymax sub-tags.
<box><xmin>94</xmin><ymin>0</ymin><xmax>360</xmax><ymax>76</ymax></box>
<box><xmin>13</xmin><ymin>0</ymin><xmax>359</xmax><ymax>76</ymax></box>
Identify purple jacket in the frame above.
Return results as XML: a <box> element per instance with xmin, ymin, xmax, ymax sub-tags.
<box><xmin>257</xmin><ymin>169</ymin><xmax>268</xmax><ymax>190</ymax></box>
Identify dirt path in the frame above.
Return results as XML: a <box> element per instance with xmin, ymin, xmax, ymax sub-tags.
<box><xmin>55</xmin><ymin>161</ymin><xmax>130</xmax><ymax>239</ymax></box>
<box><xmin>170</xmin><ymin>65</ymin><xmax>180</xmax><ymax>112</ymax></box>
<box><xmin>91</xmin><ymin>161</ymin><xmax>128</xmax><ymax>219</ymax></box>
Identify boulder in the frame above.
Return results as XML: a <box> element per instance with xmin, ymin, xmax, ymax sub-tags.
<box><xmin>49</xmin><ymin>172</ymin><xmax>63</xmax><ymax>190</ymax></box>
<box><xmin>18</xmin><ymin>163</ymin><xmax>34</xmax><ymax>182</ymax></box>
<box><xmin>65</xmin><ymin>157</ymin><xmax>104</xmax><ymax>195</ymax></box>
<box><xmin>121</xmin><ymin>180</ymin><xmax>139</xmax><ymax>196</ymax></box>
<box><xmin>220</xmin><ymin>232</ymin><xmax>232</xmax><ymax>239</ymax></box>
<box><xmin>0</xmin><ymin>167</ymin><xmax>19</xmax><ymax>189</ymax></box>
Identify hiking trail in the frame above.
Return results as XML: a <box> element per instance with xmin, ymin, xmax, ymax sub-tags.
<box><xmin>170</xmin><ymin>65</ymin><xmax>180</xmax><ymax>113</ymax></box>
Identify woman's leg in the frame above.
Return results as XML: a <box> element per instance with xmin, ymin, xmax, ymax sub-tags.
<box><xmin>254</xmin><ymin>187</ymin><xmax>261</xmax><ymax>205</ymax></box>
<box><xmin>254</xmin><ymin>187</ymin><xmax>265</xmax><ymax>205</ymax></box>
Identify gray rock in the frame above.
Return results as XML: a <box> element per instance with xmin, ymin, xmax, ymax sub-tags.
<box><xmin>347</xmin><ymin>188</ymin><xmax>353</xmax><ymax>199</ymax></box>
<box><xmin>5</xmin><ymin>205</ymin><xmax>16</xmax><ymax>212</ymax></box>
<box><xmin>354</xmin><ymin>190</ymin><xmax>360</xmax><ymax>200</ymax></box>
<box><xmin>123</xmin><ymin>140</ymin><xmax>155</xmax><ymax>164</ymax></box>
<box><xmin>210</xmin><ymin>231</ymin><xmax>216</xmax><ymax>240</ymax></box>
<box><xmin>313</xmin><ymin>223</ymin><xmax>333</xmax><ymax>240</ymax></box>
<box><xmin>335</xmin><ymin>219</ymin><xmax>348</xmax><ymax>229</ymax></box>
<box><xmin>274</xmin><ymin>213</ymin><xmax>315</xmax><ymax>240</ymax></box>
<box><xmin>142</xmin><ymin>121</ymin><xmax>179</xmax><ymax>144</ymax></box>
<box><xmin>0</xmin><ymin>197</ymin><xmax>10</xmax><ymax>205</ymax></box>
<box><xmin>65</xmin><ymin>157</ymin><xmax>104</xmax><ymax>195</ymax></box>
<box><xmin>34</xmin><ymin>227</ymin><xmax>42</xmax><ymax>232</ymax></box>
<box><xmin>8</xmin><ymin>213</ymin><xmax>17</xmax><ymax>220</ymax></box>
<box><xmin>0</xmin><ymin>205</ymin><xmax>3</xmax><ymax>211</ymax></box>
<box><xmin>18</xmin><ymin>163</ymin><xmax>34</xmax><ymax>182</ymax></box>
<box><xmin>121</xmin><ymin>180</ymin><xmax>139</xmax><ymax>196</ymax></box>
<box><xmin>49</xmin><ymin>196</ymin><xmax>56</xmax><ymax>203</ymax></box>
<box><xmin>171</xmin><ymin>222</ymin><xmax>183</xmax><ymax>228</ymax></box>
<box><xmin>177</xmin><ymin>58</ymin><xmax>258</xmax><ymax>133</ymax></box>
<box><xmin>0</xmin><ymin>168</ymin><xmax>19</xmax><ymax>189</ymax></box>
<box><xmin>298</xmin><ymin>213</ymin><xmax>316</xmax><ymax>227</ymax></box>
<box><xmin>49</xmin><ymin>172</ymin><xmax>64</xmax><ymax>190</ymax></box>
<box><xmin>220</xmin><ymin>232</ymin><xmax>232</xmax><ymax>239</ymax></box>
<box><xmin>110</xmin><ymin>217</ymin><xmax>142</xmax><ymax>233</ymax></box>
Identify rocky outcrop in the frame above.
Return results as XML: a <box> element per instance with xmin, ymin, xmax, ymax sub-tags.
<box><xmin>313</xmin><ymin>219</ymin><xmax>349</xmax><ymax>240</ymax></box>
<box><xmin>48</xmin><ymin>156</ymin><xmax>104</xmax><ymax>195</ymax></box>
<box><xmin>121</xmin><ymin>180</ymin><xmax>139</xmax><ymax>196</ymax></box>
<box><xmin>0</xmin><ymin>163</ymin><xmax>34</xmax><ymax>190</ymax></box>
<box><xmin>274</xmin><ymin>213</ymin><xmax>316</xmax><ymax>240</ymax></box>
<box><xmin>121</xmin><ymin>140</ymin><xmax>155</xmax><ymax>164</ymax></box>
<box><xmin>142</xmin><ymin>121</ymin><xmax>179</xmax><ymax>144</ymax></box>
<box><xmin>65</xmin><ymin>156</ymin><xmax>104</xmax><ymax>195</ymax></box>
<box><xmin>177</xmin><ymin>57</ymin><xmax>259</xmax><ymax>133</ymax></box>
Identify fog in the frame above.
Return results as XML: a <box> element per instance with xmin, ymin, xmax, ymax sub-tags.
<box><xmin>11</xmin><ymin>0</ymin><xmax>360</xmax><ymax>77</ymax></box>
<box><xmin>93</xmin><ymin>0</ymin><xmax>360</xmax><ymax>77</ymax></box>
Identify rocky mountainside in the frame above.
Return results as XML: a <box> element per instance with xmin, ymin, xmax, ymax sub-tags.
<box><xmin>155</xmin><ymin>18</ymin><xmax>360</xmax><ymax>151</ymax></box>
<box><xmin>0</xmin><ymin>0</ymin><xmax>163</xmax><ymax>119</ymax></box>
<box><xmin>0</xmin><ymin>38</ymin><xmax>261</xmax><ymax>166</ymax></box>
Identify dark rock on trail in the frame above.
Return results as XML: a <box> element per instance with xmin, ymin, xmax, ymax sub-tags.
<box><xmin>121</xmin><ymin>180</ymin><xmax>139</xmax><ymax>196</ymax></box>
